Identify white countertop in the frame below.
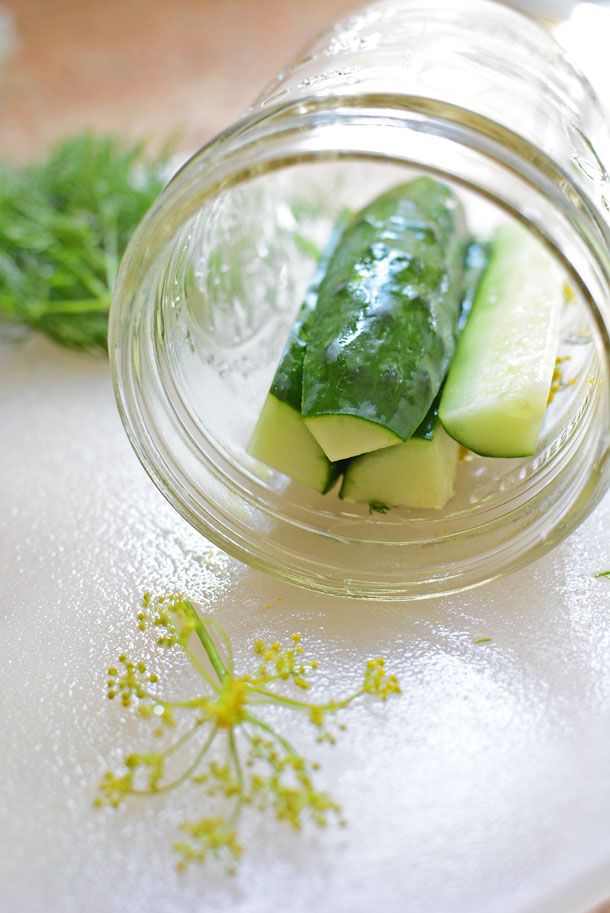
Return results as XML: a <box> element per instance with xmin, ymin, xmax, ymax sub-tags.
<box><xmin>1</xmin><ymin>336</ymin><xmax>609</xmax><ymax>913</ymax></box>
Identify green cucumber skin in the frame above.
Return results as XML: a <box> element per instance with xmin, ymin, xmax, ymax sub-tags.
<box><xmin>269</xmin><ymin>271</ymin><xmax>318</xmax><ymax>413</ymax></box>
<box><xmin>301</xmin><ymin>178</ymin><xmax>468</xmax><ymax>442</ymax></box>
<box><xmin>406</xmin><ymin>242</ymin><xmax>488</xmax><ymax>443</ymax></box>
<box><xmin>412</xmin><ymin>390</ymin><xmax>440</xmax><ymax>441</ymax></box>
<box><xmin>270</xmin><ymin>216</ymin><xmax>348</xmax><ymax>413</ymax></box>
<box><xmin>458</xmin><ymin>239</ymin><xmax>489</xmax><ymax>332</ymax></box>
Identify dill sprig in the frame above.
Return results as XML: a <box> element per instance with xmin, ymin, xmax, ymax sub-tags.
<box><xmin>96</xmin><ymin>593</ymin><xmax>400</xmax><ymax>872</ymax></box>
<box><xmin>0</xmin><ymin>133</ymin><xmax>171</xmax><ymax>352</ymax></box>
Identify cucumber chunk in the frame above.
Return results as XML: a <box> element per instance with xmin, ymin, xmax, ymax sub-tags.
<box><xmin>247</xmin><ymin>219</ymin><xmax>347</xmax><ymax>492</ymax></box>
<box><xmin>247</xmin><ymin>393</ymin><xmax>341</xmax><ymax>493</ymax></box>
<box><xmin>340</xmin><ymin>419</ymin><xmax>460</xmax><ymax>510</ymax></box>
<box><xmin>301</xmin><ymin>177</ymin><xmax>468</xmax><ymax>461</ymax></box>
<box><xmin>438</xmin><ymin>222</ymin><xmax>564</xmax><ymax>458</ymax></box>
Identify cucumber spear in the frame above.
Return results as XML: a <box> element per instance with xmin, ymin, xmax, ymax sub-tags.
<box><xmin>301</xmin><ymin>177</ymin><xmax>469</xmax><ymax>462</ymax></box>
<box><xmin>438</xmin><ymin>222</ymin><xmax>564</xmax><ymax>458</ymax></box>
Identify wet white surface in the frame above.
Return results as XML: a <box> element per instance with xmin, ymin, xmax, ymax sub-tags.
<box><xmin>1</xmin><ymin>337</ymin><xmax>609</xmax><ymax>913</ymax></box>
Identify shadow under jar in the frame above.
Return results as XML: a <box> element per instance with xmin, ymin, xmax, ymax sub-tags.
<box><xmin>110</xmin><ymin>0</ymin><xmax>610</xmax><ymax>600</ymax></box>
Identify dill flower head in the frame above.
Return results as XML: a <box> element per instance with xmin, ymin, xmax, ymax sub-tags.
<box><xmin>96</xmin><ymin>594</ymin><xmax>400</xmax><ymax>872</ymax></box>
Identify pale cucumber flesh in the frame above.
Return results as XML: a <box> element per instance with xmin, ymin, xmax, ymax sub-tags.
<box><xmin>438</xmin><ymin>222</ymin><xmax>564</xmax><ymax>458</ymax></box>
<box><xmin>340</xmin><ymin>422</ymin><xmax>460</xmax><ymax>510</ymax></box>
<box><xmin>304</xmin><ymin>414</ymin><xmax>402</xmax><ymax>462</ymax></box>
<box><xmin>247</xmin><ymin>394</ymin><xmax>340</xmax><ymax>494</ymax></box>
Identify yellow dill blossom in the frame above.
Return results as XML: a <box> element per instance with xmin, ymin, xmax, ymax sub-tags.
<box><xmin>362</xmin><ymin>657</ymin><xmax>401</xmax><ymax>700</ymax></box>
<box><xmin>96</xmin><ymin>594</ymin><xmax>400</xmax><ymax>872</ymax></box>
<box><xmin>547</xmin><ymin>355</ymin><xmax>573</xmax><ymax>405</ymax></box>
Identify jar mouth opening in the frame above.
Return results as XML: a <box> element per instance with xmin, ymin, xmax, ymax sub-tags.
<box><xmin>110</xmin><ymin>100</ymin><xmax>610</xmax><ymax>599</ymax></box>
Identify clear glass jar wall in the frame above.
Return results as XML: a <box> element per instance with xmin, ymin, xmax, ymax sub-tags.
<box><xmin>110</xmin><ymin>0</ymin><xmax>610</xmax><ymax>599</ymax></box>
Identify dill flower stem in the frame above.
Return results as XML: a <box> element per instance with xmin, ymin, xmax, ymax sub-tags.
<box><xmin>247</xmin><ymin>685</ymin><xmax>360</xmax><ymax>714</ymax></box>
<box><xmin>160</xmin><ymin>718</ymin><xmax>203</xmax><ymax>758</ymax></box>
<box><xmin>206</xmin><ymin>618</ymin><xmax>235</xmax><ymax>676</ymax></box>
<box><xmin>155</xmin><ymin>696</ymin><xmax>211</xmax><ymax>711</ymax></box>
<box><xmin>228</xmin><ymin>728</ymin><xmax>244</xmax><ymax>791</ymax></box>
<box><xmin>183</xmin><ymin>602</ymin><xmax>231</xmax><ymax>685</ymax></box>
<box><xmin>131</xmin><ymin>725</ymin><xmax>219</xmax><ymax>797</ymax></box>
<box><xmin>225</xmin><ymin>729</ymin><xmax>246</xmax><ymax>827</ymax></box>
<box><xmin>180</xmin><ymin>647</ymin><xmax>221</xmax><ymax>693</ymax></box>
<box><xmin>243</xmin><ymin>712</ymin><xmax>300</xmax><ymax>759</ymax></box>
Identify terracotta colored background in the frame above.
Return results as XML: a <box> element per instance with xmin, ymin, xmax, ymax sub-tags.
<box><xmin>0</xmin><ymin>0</ymin><xmax>357</xmax><ymax>160</ymax></box>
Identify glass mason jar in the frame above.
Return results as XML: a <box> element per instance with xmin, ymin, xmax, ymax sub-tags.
<box><xmin>110</xmin><ymin>0</ymin><xmax>610</xmax><ymax>600</ymax></box>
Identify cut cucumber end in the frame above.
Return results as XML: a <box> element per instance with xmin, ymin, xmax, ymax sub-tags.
<box><xmin>304</xmin><ymin>413</ymin><xmax>403</xmax><ymax>462</ymax></box>
<box><xmin>439</xmin><ymin>385</ymin><xmax>549</xmax><ymax>457</ymax></box>
<box><xmin>340</xmin><ymin>423</ymin><xmax>460</xmax><ymax>510</ymax></box>
<box><xmin>247</xmin><ymin>394</ymin><xmax>340</xmax><ymax>493</ymax></box>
